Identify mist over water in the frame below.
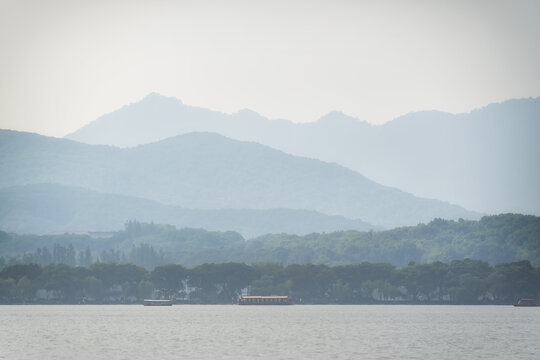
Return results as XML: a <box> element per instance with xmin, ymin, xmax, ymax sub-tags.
<box><xmin>1</xmin><ymin>305</ymin><xmax>539</xmax><ymax>360</ymax></box>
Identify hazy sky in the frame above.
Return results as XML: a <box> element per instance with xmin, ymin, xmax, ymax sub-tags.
<box><xmin>1</xmin><ymin>0</ymin><xmax>539</xmax><ymax>137</ymax></box>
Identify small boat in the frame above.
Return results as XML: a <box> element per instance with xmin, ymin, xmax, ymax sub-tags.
<box><xmin>143</xmin><ymin>299</ymin><xmax>174</xmax><ymax>306</ymax></box>
<box><xmin>513</xmin><ymin>298</ymin><xmax>538</xmax><ymax>307</ymax></box>
<box><xmin>237</xmin><ymin>295</ymin><xmax>291</xmax><ymax>305</ymax></box>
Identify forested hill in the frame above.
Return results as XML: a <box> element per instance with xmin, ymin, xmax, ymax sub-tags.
<box><xmin>1</xmin><ymin>214</ymin><xmax>538</xmax><ymax>269</ymax></box>
<box><xmin>0</xmin><ymin>129</ymin><xmax>478</xmax><ymax>228</ymax></box>
<box><xmin>0</xmin><ymin>183</ymin><xmax>376</xmax><ymax>237</ymax></box>
<box><xmin>248</xmin><ymin>213</ymin><xmax>540</xmax><ymax>267</ymax></box>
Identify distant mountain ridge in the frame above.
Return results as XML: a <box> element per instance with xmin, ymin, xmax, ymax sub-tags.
<box><xmin>65</xmin><ymin>92</ymin><xmax>295</xmax><ymax>148</ymax></box>
<box><xmin>66</xmin><ymin>94</ymin><xmax>540</xmax><ymax>215</ymax></box>
<box><xmin>0</xmin><ymin>129</ymin><xmax>479</xmax><ymax>229</ymax></box>
<box><xmin>0</xmin><ymin>183</ymin><xmax>377</xmax><ymax>237</ymax></box>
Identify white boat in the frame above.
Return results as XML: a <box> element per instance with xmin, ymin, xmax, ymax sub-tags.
<box><xmin>143</xmin><ymin>299</ymin><xmax>173</xmax><ymax>306</ymax></box>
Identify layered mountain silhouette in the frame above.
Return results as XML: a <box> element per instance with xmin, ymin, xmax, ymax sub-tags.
<box><xmin>0</xmin><ymin>183</ymin><xmax>376</xmax><ymax>237</ymax></box>
<box><xmin>0</xmin><ymin>129</ymin><xmax>478</xmax><ymax>229</ymax></box>
<box><xmin>66</xmin><ymin>94</ymin><xmax>540</xmax><ymax>215</ymax></box>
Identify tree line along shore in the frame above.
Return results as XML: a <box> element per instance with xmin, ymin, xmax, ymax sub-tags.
<box><xmin>1</xmin><ymin>259</ymin><xmax>538</xmax><ymax>305</ymax></box>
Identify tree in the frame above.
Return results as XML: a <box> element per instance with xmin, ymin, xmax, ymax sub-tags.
<box><xmin>83</xmin><ymin>276</ymin><xmax>103</xmax><ymax>301</ymax></box>
<box><xmin>0</xmin><ymin>263</ymin><xmax>42</xmax><ymax>282</ymax></box>
<box><xmin>329</xmin><ymin>280</ymin><xmax>352</xmax><ymax>303</ymax></box>
<box><xmin>150</xmin><ymin>264</ymin><xmax>187</xmax><ymax>294</ymax></box>
<box><xmin>89</xmin><ymin>263</ymin><xmax>147</xmax><ymax>290</ymax></box>
<box><xmin>39</xmin><ymin>264</ymin><xmax>80</xmax><ymax>301</ymax></box>
<box><xmin>283</xmin><ymin>264</ymin><xmax>333</xmax><ymax>303</ymax></box>
<box><xmin>446</xmin><ymin>259</ymin><xmax>491</xmax><ymax>303</ymax></box>
<box><xmin>78</xmin><ymin>247</ymin><xmax>93</xmax><ymax>267</ymax></box>
<box><xmin>129</xmin><ymin>244</ymin><xmax>166</xmax><ymax>270</ymax></box>
<box><xmin>489</xmin><ymin>260</ymin><xmax>539</xmax><ymax>301</ymax></box>
<box><xmin>0</xmin><ymin>278</ymin><xmax>16</xmax><ymax>300</ymax></box>
<box><xmin>17</xmin><ymin>276</ymin><xmax>37</xmax><ymax>301</ymax></box>
<box><xmin>137</xmin><ymin>280</ymin><xmax>154</xmax><ymax>299</ymax></box>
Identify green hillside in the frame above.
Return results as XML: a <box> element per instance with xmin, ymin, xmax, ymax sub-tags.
<box><xmin>2</xmin><ymin>214</ymin><xmax>538</xmax><ymax>268</ymax></box>
<box><xmin>0</xmin><ymin>129</ymin><xmax>479</xmax><ymax>228</ymax></box>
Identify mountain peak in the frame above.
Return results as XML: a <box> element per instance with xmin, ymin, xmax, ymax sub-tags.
<box><xmin>317</xmin><ymin>111</ymin><xmax>369</xmax><ymax>126</ymax></box>
<box><xmin>139</xmin><ymin>92</ymin><xmax>183</xmax><ymax>105</ymax></box>
<box><xmin>233</xmin><ymin>108</ymin><xmax>263</xmax><ymax>118</ymax></box>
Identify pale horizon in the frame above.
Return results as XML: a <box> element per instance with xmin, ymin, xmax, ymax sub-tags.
<box><xmin>1</xmin><ymin>0</ymin><xmax>539</xmax><ymax>137</ymax></box>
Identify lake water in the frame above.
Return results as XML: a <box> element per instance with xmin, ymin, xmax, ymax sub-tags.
<box><xmin>0</xmin><ymin>305</ymin><xmax>539</xmax><ymax>359</ymax></box>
